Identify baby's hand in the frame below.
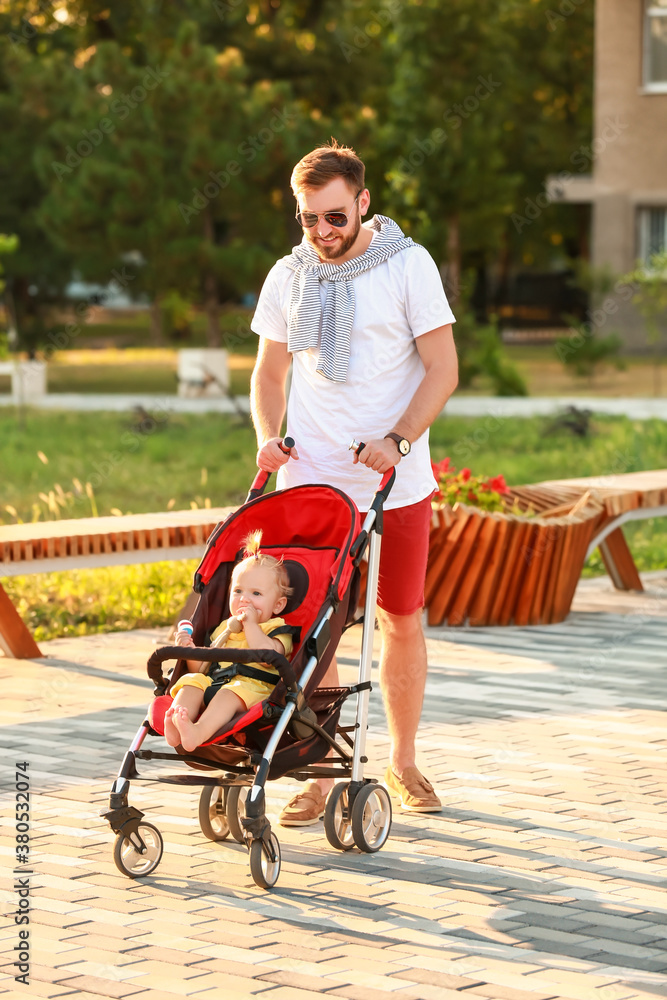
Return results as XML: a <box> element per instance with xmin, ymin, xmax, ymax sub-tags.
<box><xmin>175</xmin><ymin>631</ymin><xmax>195</xmax><ymax>648</ymax></box>
<box><xmin>238</xmin><ymin>606</ymin><xmax>261</xmax><ymax>625</ymax></box>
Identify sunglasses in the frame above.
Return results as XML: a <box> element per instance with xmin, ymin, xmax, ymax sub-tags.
<box><xmin>295</xmin><ymin>189</ymin><xmax>362</xmax><ymax>229</ymax></box>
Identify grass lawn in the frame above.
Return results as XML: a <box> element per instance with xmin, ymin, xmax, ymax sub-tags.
<box><xmin>2</xmin><ymin>409</ymin><xmax>667</xmax><ymax>640</ymax></box>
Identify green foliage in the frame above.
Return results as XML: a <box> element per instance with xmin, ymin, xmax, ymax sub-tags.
<box><xmin>378</xmin><ymin>0</ymin><xmax>593</xmax><ymax>277</ymax></box>
<box><xmin>455</xmin><ymin>311</ymin><xmax>528</xmax><ymax>396</ymax></box>
<box><xmin>430</xmin><ymin>413</ymin><xmax>667</xmax><ymax>488</ymax></box>
<box><xmin>622</xmin><ymin>251</ymin><xmax>667</xmax><ymax>346</ymax></box>
<box><xmin>4</xmin><ymin>560</ymin><xmax>196</xmax><ymax>641</ymax></box>
<box><xmin>0</xmin><ymin>233</ymin><xmax>19</xmax><ymax>294</ymax></box>
<box><xmin>0</xmin><ymin>0</ymin><xmax>595</xmax><ymax>354</ymax></box>
<box><xmin>555</xmin><ymin>325</ymin><xmax>624</xmax><ymax>379</ymax></box>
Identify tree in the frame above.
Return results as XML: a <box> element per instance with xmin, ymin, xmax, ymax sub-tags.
<box><xmin>0</xmin><ymin>0</ymin><xmax>595</xmax><ymax>353</ymax></box>
<box><xmin>0</xmin><ymin>10</ymin><xmax>80</xmax><ymax>356</ymax></box>
<box><xmin>21</xmin><ymin>16</ymin><xmax>301</xmax><ymax>345</ymax></box>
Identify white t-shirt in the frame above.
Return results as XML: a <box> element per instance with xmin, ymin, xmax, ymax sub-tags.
<box><xmin>251</xmin><ymin>236</ymin><xmax>456</xmax><ymax>511</ymax></box>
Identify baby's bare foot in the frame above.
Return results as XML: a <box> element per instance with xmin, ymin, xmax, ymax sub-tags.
<box><xmin>172</xmin><ymin>705</ymin><xmax>201</xmax><ymax>753</ymax></box>
<box><xmin>164</xmin><ymin>705</ymin><xmax>182</xmax><ymax>747</ymax></box>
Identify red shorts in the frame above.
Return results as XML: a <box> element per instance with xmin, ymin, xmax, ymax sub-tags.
<box><xmin>360</xmin><ymin>495</ymin><xmax>433</xmax><ymax>617</ymax></box>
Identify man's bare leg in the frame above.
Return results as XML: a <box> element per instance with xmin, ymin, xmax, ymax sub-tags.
<box><xmin>305</xmin><ymin>610</ymin><xmax>427</xmax><ymax>785</ymax></box>
<box><xmin>376</xmin><ymin>607</ymin><xmax>426</xmax><ymax>773</ymax></box>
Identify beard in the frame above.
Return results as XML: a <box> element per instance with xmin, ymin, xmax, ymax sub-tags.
<box><xmin>305</xmin><ymin>209</ymin><xmax>362</xmax><ymax>261</ymax></box>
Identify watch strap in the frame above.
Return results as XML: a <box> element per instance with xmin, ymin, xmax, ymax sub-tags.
<box><xmin>384</xmin><ymin>432</ymin><xmax>410</xmax><ymax>454</ymax></box>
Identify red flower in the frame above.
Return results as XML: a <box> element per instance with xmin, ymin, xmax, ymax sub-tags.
<box><xmin>486</xmin><ymin>474</ymin><xmax>510</xmax><ymax>495</ymax></box>
<box><xmin>460</xmin><ymin>468</ymin><xmax>471</xmax><ymax>482</ymax></box>
<box><xmin>432</xmin><ymin>457</ymin><xmax>452</xmax><ymax>476</ymax></box>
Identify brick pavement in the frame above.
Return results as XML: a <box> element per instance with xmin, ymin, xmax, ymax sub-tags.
<box><xmin>1</xmin><ymin>575</ymin><xmax>666</xmax><ymax>1000</ymax></box>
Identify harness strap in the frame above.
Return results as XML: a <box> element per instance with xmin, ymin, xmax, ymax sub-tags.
<box><xmin>268</xmin><ymin>623</ymin><xmax>301</xmax><ymax>644</ymax></box>
<box><xmin>210</xmin><ymin>663</ymin><xmax>279</xmax><ymax>687</ymax></box>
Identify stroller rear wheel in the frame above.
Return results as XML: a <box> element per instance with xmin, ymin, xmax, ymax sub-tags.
<box><xmin>113</xmin><ymin>821</ymin><xmax>163</xmax><ymax>878</ymax></box>
<box><xmin>198</xmin><ymin>786</ymin><xmax>231</xmax><ymax>841</ymax></box>
<box><xmin>351</xmin><ymin>784</ymin><xmax>392</xmax><ymax>853</ymax></box>
<box><xmin>323</xmin><ymin>782</ymin><xmax>355</xmax><ymax>851</ymax></box>
<box><xmin>249</xmin><ymin>832</ymin><xmax>281</xmax><ymax>889</ymax></box>
<box><xmin>226</xmin><ymin>785</ymin><xmax>250</xmax><ymax>843</ymax></box>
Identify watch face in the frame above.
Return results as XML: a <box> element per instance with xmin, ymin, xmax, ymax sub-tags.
<box><xmin>399</xmin><ymin>439</ymin><xmax>410</xmax><ymax>455</ymax></box>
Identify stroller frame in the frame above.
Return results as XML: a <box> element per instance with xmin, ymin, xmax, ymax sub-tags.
<box><xmin>103</xmin><ymin>462</ymin><xmax>395</xmax><ymax>888</ymax></box>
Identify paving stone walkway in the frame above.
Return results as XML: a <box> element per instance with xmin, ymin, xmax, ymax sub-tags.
<box><xmin>1</xmin><ymin>576</ymin><xmax>666</xmax><ymax>1000</ymax></box>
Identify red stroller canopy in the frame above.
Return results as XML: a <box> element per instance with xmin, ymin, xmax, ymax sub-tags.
<box><xmin>196</xmin><ymin>484</ymin><xmax>361</xmax><ymax>608</ymax></box>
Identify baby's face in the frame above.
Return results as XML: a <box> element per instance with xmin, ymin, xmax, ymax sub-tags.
<box><xmin>229</xmin><ymin>564</ymin><xmax>285</xmax><ymax>622</ymax></box>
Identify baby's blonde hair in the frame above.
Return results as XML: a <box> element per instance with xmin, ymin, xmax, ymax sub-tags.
<box><xmin>234</xmin><ymin>530</ymin><xmax>292</xmax><ymax>599</ymax></box>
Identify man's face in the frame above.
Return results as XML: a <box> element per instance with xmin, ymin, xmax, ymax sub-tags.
<box><xmin>297</xmin><ymin>177</ymin><xmax>366</xmax><ymax>262</ymax></box>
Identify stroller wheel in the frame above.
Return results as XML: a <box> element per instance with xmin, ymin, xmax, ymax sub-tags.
<box><xmin>198</xmin><ymin>786</ymin><xmax>231</xmax><ymax>842</ymax></box>
<box><xmin>351</xmin><ymin>783</ymin><xmax>392</xmax><ymax>853</ymax></box>
<box><xmin>226</xmin><ymin>785</ymin><xmax>250</xmax><ymax>843</ymax></box>
<box><xmin>323</xmin><ymin>783</ymin><xmax>355</xmax><ymax>851</ymax></box>
<box><xmin>249</xmin><ymin>832</ymin><xmax>281</xmax><ymax>889</ymax></box>
<box><xmin>113</xmin><ymin>821</ymin><xmax>163</xmax><ymax>878</ymax></box>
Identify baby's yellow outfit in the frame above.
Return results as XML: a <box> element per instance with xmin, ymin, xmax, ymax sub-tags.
<box><xmin>170</xmin><ymin>617</ymin><xmax>292</xmax><ymax>710</ymax></box>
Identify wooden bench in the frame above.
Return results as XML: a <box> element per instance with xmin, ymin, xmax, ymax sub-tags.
<box><xmin>514</xmin><ymin>470</ymin><xmax>667</xmax><ymax>591</ymax></box>
<box><xmin>0</xmin><ymin>507</ymin><xmax>234</xmax><ymax>659</ymax></box>
<box><xmin>424</xmin><ymin>469</ymin><xmax>667</xmax><ymax>628</ymax></box>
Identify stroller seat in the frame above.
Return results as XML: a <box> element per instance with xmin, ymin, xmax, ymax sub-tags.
<box><xmin>148</xmin><ymin>538</ymin><xmax>348</xmax><ymax>749</ymax></box>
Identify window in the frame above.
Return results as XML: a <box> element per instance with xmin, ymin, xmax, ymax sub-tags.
<box><xmin>638</xmin><ymin>207</ymin><xmax>667</xmax><ymax>262</ymax></box>
<box><xmin>644</xmin><ymin>2</ymin><xmax>667</xmax><ymax>90</ymax></box>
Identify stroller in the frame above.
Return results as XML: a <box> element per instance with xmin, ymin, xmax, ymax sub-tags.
<box><xmin>103</xmin><ymin>440</ymin><xmax>396</xmax><ymax>888</ymax></box>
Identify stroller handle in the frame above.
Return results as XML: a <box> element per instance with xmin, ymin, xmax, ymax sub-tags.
<box><xmin>147</xmin><ymin>644</ymin><xmax>297</xmax><ymax>694</ymax></box>
<box><xmin>246</xmin><ymin>436</ymin><xmax>295</xmax><ymax>502</ymax></box>
<box><xmin>350</xmin><ymin>466</ymin><xmax>396</xmax><ymax>564</ymax></box>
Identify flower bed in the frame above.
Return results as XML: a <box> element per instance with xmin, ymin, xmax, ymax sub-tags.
<box><xmin>425</xmin><ymin>491</ymin><xmax>603</xmax><ymax>627</ymax></box>
<box><xmin>358</xmin><ymin>461</ymin><xmax>605</xmax><ymax>628</ymax></box>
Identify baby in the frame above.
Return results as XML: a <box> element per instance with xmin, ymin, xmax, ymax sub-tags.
<box><xmin>165</xmin><ymin>531</ymin><xmax>293</xmax><ymax>752</ymax></box>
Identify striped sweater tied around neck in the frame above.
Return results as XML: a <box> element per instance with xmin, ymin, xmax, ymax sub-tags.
<box><xmin>284</xmin><ymin>214</ymin><xmax>414</xmax><ymax>383</ymax></box>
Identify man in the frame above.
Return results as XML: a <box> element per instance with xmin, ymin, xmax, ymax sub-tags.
<box><xmin>250</xmin><ymin>139</ymin><xmax>458</xmax><ymax>825</ymax></box>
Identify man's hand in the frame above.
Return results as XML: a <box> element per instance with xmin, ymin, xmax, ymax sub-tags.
<box><xmin>353</xmin><ymin>437</ymin><xmax>400</xmax><ymax>474</ymax></box>
<box><xmin>256</xmin><ymin>436</ymin><xmax>300</xmax><ymax>472</ymax></box>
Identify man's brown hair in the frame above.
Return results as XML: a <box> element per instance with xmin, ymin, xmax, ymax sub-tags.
<box><xmin>290</xmin><ymin>138</ymin><xmax>365</xmax><ymax>196</ymax></box>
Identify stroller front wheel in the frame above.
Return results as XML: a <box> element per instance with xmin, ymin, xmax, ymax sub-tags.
<box><xmin>249</xmin><ymin>832</ymin><xmax>281</xmax><ymax>889</ymax></box>
<box><xmin>198</xmin><ymin>786</ymin><xmax>231</xmax><ymax>842</ymax></box>
<box><xmin>323</xmin><ymin>782</ymin><xmax>355</xmax><ymax>851</ymax></box>
<box><xmin>113</xmin><ymin>821</ymin><xmax>164</xmax><ymax>878</ymax></box>
<box><xmin>351</xmin><ymin>783</ymin><xmax>392</xmax><ymax>853</ymax></box>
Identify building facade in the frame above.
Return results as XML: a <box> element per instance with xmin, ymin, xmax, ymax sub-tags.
<box><xmin>549</xmin><ymin>0</ymin><xmax>667</xmax><ymax>349</ymax></box>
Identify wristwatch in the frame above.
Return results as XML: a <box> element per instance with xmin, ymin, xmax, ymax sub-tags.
<box><xmin>384</xmin><ymin>432</ymin><xmax>411</xmax><ymax>456</ymax></box>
